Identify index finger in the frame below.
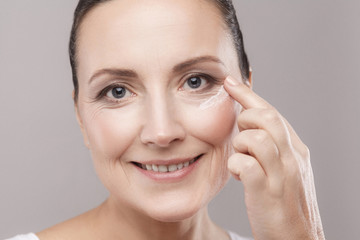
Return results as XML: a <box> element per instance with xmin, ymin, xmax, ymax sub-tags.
<box><xmin>224</xmin><ymin>76</ymin><xmax>271</xmax><ymax>109</ymax></box>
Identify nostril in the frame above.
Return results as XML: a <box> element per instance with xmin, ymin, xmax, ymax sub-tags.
<box><xmin>155</xmin><ymin>134</ymin><xmax>180</xmax><ymax>147</ymax></box>
<box><xmin>139</xmin><ymin>105</ymin><xmax>186</xmax><ymax>147</ymax></box>
<box><xmin>140</xmin><ymin>127</ymin><xmax>186</xmax><ymax>147</ymax></box>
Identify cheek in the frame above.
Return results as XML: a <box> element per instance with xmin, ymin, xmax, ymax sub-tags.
<box><xmin>84</xmin><ymin>107</ymin><xmax>140</xmax><ymax>159</ymax></box>
<box><xmin>179</xmin><ymin>96</ymin><xmax>237</xmax><ymax>196</ymax></box>
<box><xmin>181</xmin><ymin>97</ymin><xmax>237</xmax><ymax>144</ymax></box>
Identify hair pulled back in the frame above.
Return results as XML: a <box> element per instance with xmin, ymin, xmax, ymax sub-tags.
<box><xmin>69</xmin><ymin>0</ymin><xmax>250</xmax><ymax>102</ymax></box>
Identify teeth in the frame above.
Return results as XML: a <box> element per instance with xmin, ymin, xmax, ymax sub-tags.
<box><xmin>158</xmin><ymin>165</ymin><xmax>168</xmax><ymax>173</ymax></box>
<box><xmin>139</xmin><ymin>156</ymin><xmax>201</xmax><ymax>173</ymax></box>
<box><xmin>168</xmin><ymin>164</ymin><xmax>178</xmax><ymax>172</ymax></box>
<box><xmin>177</xmin><ymin>163</ymin><xmax>184</xmax><ymax>170</ymax></box>
<box><xmin>152</xmin><ymin>164</ymin><xmax>159</xmax><ymax>172</ymax></box>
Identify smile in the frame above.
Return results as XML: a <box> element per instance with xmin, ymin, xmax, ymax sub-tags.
<box><xmin>132</xmin><ymin>154</ymin><xmax>203</xmax><ymax>173</ymax></box>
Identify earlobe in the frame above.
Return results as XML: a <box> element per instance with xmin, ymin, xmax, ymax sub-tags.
<box><xmin>247</xmin><ymin>67</ymin><xmax>253</xmax><ymax>89</ymax></box>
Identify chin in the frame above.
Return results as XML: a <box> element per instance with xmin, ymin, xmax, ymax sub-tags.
<box><xmin>144</xmin><ymin>198</ymin><xmax>206</xmax><ymax>222</ymax></box>
<box><xmin>141</xmin><ymin>178</ymin><xmax>229</xmax><ymax>223</ymax></box>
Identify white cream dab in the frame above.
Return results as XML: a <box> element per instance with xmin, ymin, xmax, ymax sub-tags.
<box><xmin>199</xmin><ymin>85</ymin><xmax>229</xmax><ymax>110</ymax></box>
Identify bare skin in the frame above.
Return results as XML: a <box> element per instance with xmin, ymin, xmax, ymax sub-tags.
<box><xmin>37</xmin><ymin>199</ymin><xmax>229</xmax><ymax>240</ymax></box>
<box><xmin>225</xmin><ymin>76</ymin><xmax>325</xmax><ymax>239</ymax></box>
<box><xmin>37</xmin><ymin>0</ymin><xmax>325</xmax><ymax>239</ymax></box>
<box><xmin>38</xmin><ymin>0</ymin><xmax>238</xmax><ymax>239</ymax></box>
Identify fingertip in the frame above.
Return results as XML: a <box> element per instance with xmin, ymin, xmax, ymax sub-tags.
<box><xmin>224</xmin><ymin>76</ymin><xmax>240</xmax><ymax>86</ymax></box>
<box><xmin>224</xmin><ymin>76</ymin><xmax>250</xmax><ymax>92</ymax></box>
<box><xmin>223</xmin><ymin>76</ymin><xmax>249</xmax><ymax>105</ymax></box>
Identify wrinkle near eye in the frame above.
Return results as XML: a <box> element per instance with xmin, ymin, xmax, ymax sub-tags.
<box><xmin>88</xmin><ymin>103</ymin><xmax>110</xmax><ymax>122</ymax></box>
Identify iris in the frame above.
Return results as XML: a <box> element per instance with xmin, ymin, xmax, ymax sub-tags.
<box><xmin>187</xmin><ymin>76</ymin><xmax>202</xmax><ymax>89</ymax></box>
<box><xmin>112</xmin><ymin>87</ymin><xmax>126</xmax><ymax>99</ymax></box>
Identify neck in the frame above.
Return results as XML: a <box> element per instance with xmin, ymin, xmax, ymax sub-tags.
<box><xmin>91</xmin><ymin>196</ymin><xmax>227</xmax><ymax>240</ymax></box>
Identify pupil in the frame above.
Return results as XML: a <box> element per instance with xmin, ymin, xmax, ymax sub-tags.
<box><xmin>112</xmin><ymin>87</ymin><xmax>126</xmax><ymax>98</ymax></box>
<box><xmin>188</xmin><ymin>77</ymin><xmax>201</xmax><ymax>88</ymax></box>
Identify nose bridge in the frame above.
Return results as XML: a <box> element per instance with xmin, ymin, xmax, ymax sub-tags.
<box><xmin>140</xmin><ymin>87</ymin><xmax>185</xmax><ymax>147</ymax></box>
<box><xmin>149</xmin><ymin>90</ymin><xmax>172</xmax><ymax>129</ymax></box>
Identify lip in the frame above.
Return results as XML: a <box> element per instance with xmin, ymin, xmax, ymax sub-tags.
<box><xmin>132</xmin><ymin>154</ymin><xmax>203</xmax><ymax>182</ymax></box>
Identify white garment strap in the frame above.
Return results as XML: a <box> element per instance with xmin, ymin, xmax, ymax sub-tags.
<box><xmin>228</xmin><ymin>230</ymin><xmax>253</xmax><ymax>240</ymax></box>
<box><xmin>6</xmin><ymin>232</ymin><xmax>249</xmax><ymax>240</ymax></box>
<box><xmin>4</xmin><ymin>233</ymin><xmax>39</xmax><ymax>240</ymax></box>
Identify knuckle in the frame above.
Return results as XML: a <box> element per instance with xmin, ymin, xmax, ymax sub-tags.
<box><xmin>236</xmin><ymin>109</ymin><xmax>249</xmax><ymax>128</ymax></box>
<box><xmin>232</xmin><ymin>133</ymin><xmax>243</xmax><ymax>148</ymax></box>
<box><xmin>242</xmin><ymin>163</ymin><xmax>253</xmax><ymax>175</ymax></box>
<box><xmin>252</xmin><ymin>130</ymin><xmax>268</xmax><ymax>144</ymax></box>
<box><xmin>262</xmin><ymin>109</ymin><xmax>281</xmax><ymax>125</ymax></box>
<box><xmin>236</xmin><ymin>113</ymin><xmax>244</xmax><ymax>128</ymax></box>
<box><xmin>243</xmin><ymin>159</ymin><xmax>257</xmax><ymax>173</ymax></box>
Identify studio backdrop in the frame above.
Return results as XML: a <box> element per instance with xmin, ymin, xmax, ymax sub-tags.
<box><xmin>1</xmin><ymin>1</ymin><xmax>359</xmax><ymax>239</ymax></box>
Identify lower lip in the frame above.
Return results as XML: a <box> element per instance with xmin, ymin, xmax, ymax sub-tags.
<box><xmin>133</xmin><ymin>156</ymin><xmax>202</xmax><ymax>182</ymax></box>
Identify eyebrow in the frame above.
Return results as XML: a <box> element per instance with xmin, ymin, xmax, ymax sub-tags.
<box><xmin>88</xmin><ymin>55</ymin><xmax>224</xmax><ymax>84</ymax></box>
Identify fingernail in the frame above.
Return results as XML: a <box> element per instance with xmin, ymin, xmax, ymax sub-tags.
<box><xmin>225</xmin><ymin>76</ymin><xmax>239</xmax><ymax>86</ymax></box>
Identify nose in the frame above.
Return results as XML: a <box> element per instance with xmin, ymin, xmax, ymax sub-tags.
<box><xmin>140</xmin><ymin>92</ymin><xmax>186</xmax><ymax>148</ymax></box>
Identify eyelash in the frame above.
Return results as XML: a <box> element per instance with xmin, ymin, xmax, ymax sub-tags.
<box><xmin>95</xmin><ymin>73</ymin><xmax>221</xmax><ymax>103</ymax></box>
<box><xmin>95</xmin><ymin>83</ymin><xmax>134</xmax><ymax>103</ymax></box>
<box><xmin>180</xmin><ymin>73</ymin><xmax>221</xmax><ymax>92</ymax></box>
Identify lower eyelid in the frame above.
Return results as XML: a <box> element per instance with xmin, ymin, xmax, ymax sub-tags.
<box><xmin>103</xmin><ymin>94</ymin><xmax>136</xmax><ymax>106</ymax></box>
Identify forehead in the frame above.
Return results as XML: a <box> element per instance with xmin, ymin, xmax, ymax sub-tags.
<box><xmin>77</xmin><ymin>0</ymin><xmax>235</xmax><ymax>79</ymax></box>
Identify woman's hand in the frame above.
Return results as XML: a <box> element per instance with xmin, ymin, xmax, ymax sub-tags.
<box><xmin>224</xmin><ymin>76</ymin><xmax>325</xmax><ymax>240</ymax></box>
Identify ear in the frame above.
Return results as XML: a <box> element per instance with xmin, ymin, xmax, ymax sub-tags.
<box><xmin>73</xmin><ymin>90</ymin><xmax>90</xmax><ymax>149</ymax></box>
<box><xmin>247</xmin><ymin>66</ymin><xmax>253</xmax><ymax>89</ymax></box>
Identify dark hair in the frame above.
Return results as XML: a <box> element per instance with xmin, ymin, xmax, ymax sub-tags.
<box><xmin>69</xmin><ymin>0</ymin><xmax>250</xmax><ymax>102</ymax></box>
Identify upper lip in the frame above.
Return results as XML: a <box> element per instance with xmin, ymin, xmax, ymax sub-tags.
<box><xmin>131</xmin><ymin>154</ymin><xmax>203</xmax><ymax>166</ymax></box>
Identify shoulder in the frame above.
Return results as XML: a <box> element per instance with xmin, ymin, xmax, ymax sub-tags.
<box><xmin>36</xmin><ymin>208</ymin><xmax>98</xmax><ymax>240</ymax></box>
<box><xmin>228</xmin><ymin>231</ymin><xmax>253</xmax><ymax>240</ymax></box>
<box><xmin>4</xmin><ymin>233</ymin><xmax>39</xmax><ymax>240</ymax></box>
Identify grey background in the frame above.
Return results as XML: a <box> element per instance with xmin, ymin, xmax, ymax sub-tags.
<box><xmin>0</xmin><ymin>0</ymin><xmax>359</xmax><ymax>239</ymax></box>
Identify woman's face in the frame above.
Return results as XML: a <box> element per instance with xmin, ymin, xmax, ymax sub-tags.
<box><xmin>76</xmin><ymin>0</ymin><xmax>243</xmax><ymax>221</ymax></box>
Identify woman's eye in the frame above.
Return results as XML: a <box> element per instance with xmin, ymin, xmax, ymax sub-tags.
<box><xmin>106</xmin><ymin>86</ymin><xmax>131</xmax><ymax>99</ymax></box>
<box><xmin>183</xmin><ymin>76</ymin><xmax>207</xmax><ymax>90</ymax></box>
